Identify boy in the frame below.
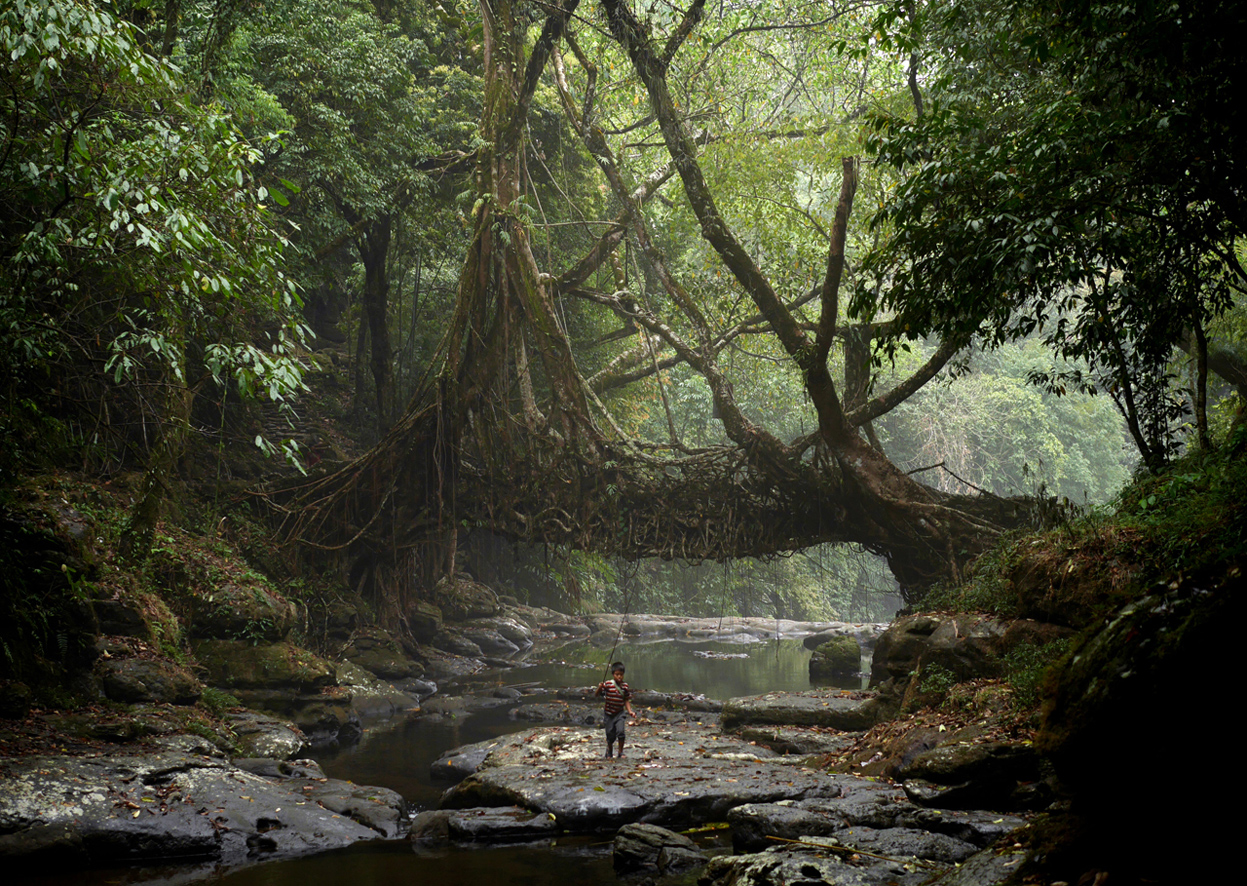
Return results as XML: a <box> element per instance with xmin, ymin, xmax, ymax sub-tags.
<box><xmin>596</xmin><ymin>661</ymin><xmax>633</xmax><ymax>758</ymax></box>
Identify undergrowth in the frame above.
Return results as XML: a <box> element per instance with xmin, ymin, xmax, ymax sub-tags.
<box><xmin>917</xmin><ymin>437</ymin><xmax>1247</xmax><ymax>627</ymax></box>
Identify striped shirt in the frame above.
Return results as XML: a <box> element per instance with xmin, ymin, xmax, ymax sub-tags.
<box><xmin>599</xmin><ymin>679</ymin><xmax>630</xmax><ymax>715</ymax></box>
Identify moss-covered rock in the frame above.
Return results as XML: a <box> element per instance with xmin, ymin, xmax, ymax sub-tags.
<box><xmin>871</xmin><ymin>613</ymin><xmax>1072</xmax><ymax>689</ymax></box>
<box><xmin>191</xmin><ymin>640</ymin><xmax>335</xmax><ymax>692</ymax></box>
<box><xmin>341</xmin><ymin>626</ymin><xmax>422</xmax><ymax>680</ymax></box>
<box><xmin>406</xmin><ymin>600</ymin><xmax>443</xmax><ymax>642</ymax></box>
<box><xmin>98</xmin><ymin>658</ymin><xmax>201</xmax><ymax>705</ymax></box>
<box><xmin>809</xmin><ymin>635</ymin><xmax>861</xmax><ymax>679</ymax></box>
<box><xmin>186</xmin><ymin>582</ymin><xmax>297</xmax><ymax>643</ymax></box>
<box><xmin>433</xmin><ymin>574</ymin><xmax>500</xmax><ymax>621</ymax></box>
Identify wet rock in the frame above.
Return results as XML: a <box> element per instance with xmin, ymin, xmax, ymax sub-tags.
<box><xmin>457</xmin><ymin>626</ymin><xmax>520</xmax><ymax>657</ymax></box>
<box><xmin>341</xmin><ymin>627</ymin><xmax>424</xmax><ymax>681</ymax></box>
<box><xmin>440</xmin><ymin>724</ymin><xmax>843</xmax><ymax>832</ymax></box>
<box><xmin>232</xmin><ymin>758</ymin><xmax>326</xmax><ymax>780</ymax></box>
<box><xmin>0</xmin><ymin>748</ymin><xmax>402</xmax><ymax>868</ymax></box>
<box><xmin>870</xmin><ymin>614</ymin><xmax>1072</xmax><ymax>688</ymax></box>
<box><xmin>149</xmin><ymin>733</ymin><xmax>226</xmax><ymax>757</ymax></box>
<box><xmin>99</xmin><ymin>658</ymin><xmax>202</xmax><ymax>705</ymax></box>
<box><xmin>897</xmin><ymin>741</ymin><xmax>1045</xmax><ymax>811</ymax></box>
<box><xmin>809</xmin><ymin>635</ymin><xmax>862</xmax><ymax>680</ymax></box>
<box><xmin>300</xmin><ymin>779</ymin><xmax>406</xmax><ymax>838</ymax></box>
<box><xmin>701</xmin><ymin>845</ymin><xmax>930</xmax><ymax>886</ymax></box>
<box><xmin>406</xmin><ymin>601</ymin><xmax>443</xmax><ymax>643</ymax></box>
<box><xmin>430</xmin><ymin>736</ymin><xmax>514</xmax><ymax>782</ymax></box>
<box><xmin>736</xmin><ymin>725</ymin><xmax>856</xmax><ymax>756</ymax></box>
<box><xmin>431</xmin><ymin>629</ymin><xmax>484</xmax><ymax>657</ymax></box>
<box><xmin>433</xmin><ymin>574</ymin><xmax>501</xmax><ymax>621</ymax></box>
<box><xmin>410</xmin><ymin>807</ymin><xmax>559</xmax><ymax>844</ymax></box>
<box><xmin>721</xmin><ymin>691</ymin><xmax>878</xmax><ymax>732</ymax></box>
<box><xmin>474</xmin><ymin>616</ymin><xmax>534</xmax><ymax>647</ymax></box>
<box><xmin>187</xmin><ymin>582</ymin><xmax>297</xmax><ymax>642</ymax></box>
<box><xmin>612</xmin><ymin>822</ymin><xmax>706</xmax><ymax>873</ymax></box>
<box><xmin>228</xmin><ymin>711</ymin><xmax>309</xmax><ymax>759</ymax></box>
<box><xmin>728</xmin><ymin>793</ymin><xmax>1026</xmax><ymax>854</ymax></box>
<box><xmin>334</xmin><ymin>660</ymin><xmax>421</xmax><ymax>720</ymax></box>
<box><xmin>542</xmin><ymin>622</ymin><xmax>592</xmax><ymax>638</ymax></box>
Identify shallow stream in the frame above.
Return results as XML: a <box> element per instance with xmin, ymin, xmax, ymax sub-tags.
<box><xmin>24</xmin><ymin>636</ymin><xmax>864</xmax><ymax>886</ymax></box>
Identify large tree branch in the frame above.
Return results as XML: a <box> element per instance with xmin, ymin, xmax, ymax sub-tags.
<box><xmin>600</xmin><ymin>0</ymin><xmax>858</xmax><ymax>445</ymax></box>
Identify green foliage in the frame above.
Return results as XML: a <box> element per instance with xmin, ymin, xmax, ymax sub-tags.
<box><xmin>917</xmin><ymin>662</ymin><xmax>957</xmax><ymax>695</ymax></box>
<box><xmin>858</xmin><ymin>0</ymin><xmax>1247</xmax><ymax>469</ymax></box>
<box><xmin>919</xmin><ymin>533</ymin><xmax>1026</xmax><ymax>617</ymax></box>
<box><xmin>199</xmin><ymin>686</ymin><xmax>242</xmax><ymax>716</ymax></box>
<box><xmin>1003</xmin><ymin>637</ymin><xmax>1070</xmax><ymax>710</ymax></box>
<box><xmin>1</xmin><ymin>0</ymin><xmax>309</xmax><ymax>465</ymax></box>
<box><xmin>878</xmin><ymin>340</ymin><xmax>1134</xmax><ymax>502</ymax></box>
<box><xmin>1116</xmin><ymin>436</ymin><xmax>1247</xmax><ymax>578</ymax></box>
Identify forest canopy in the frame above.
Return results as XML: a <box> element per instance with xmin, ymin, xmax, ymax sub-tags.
<box><xmin>2</xmin><ymin>0</ymin><xmax>1243</xmax><ymax>617</ymax></box>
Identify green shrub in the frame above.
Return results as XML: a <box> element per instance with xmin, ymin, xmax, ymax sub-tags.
<box><xmin>1004</xmin><ymin>638</ymin><xmax>1071</xmax><ymax>710</ymax></box>
<box><xmin>199</xmin><ymin>686</ymin><xmax>242</xmax><ymax>716</ymax></box>
<box><xmin>917</xmin><ymin>662</ymin><xmax>958</xmax><ymax>695</ymax></box>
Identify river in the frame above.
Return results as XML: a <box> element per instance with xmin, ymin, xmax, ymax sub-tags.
<box><xmin>20</xmin><ymin>636</ymin><xmax>863</xmax><ymax>886</ymax></box>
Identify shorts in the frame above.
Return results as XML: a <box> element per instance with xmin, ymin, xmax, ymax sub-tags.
<box><xmin>605</xmin><ymin>710</ymin><xmax>627</xmax><ymax>744</ymax></box>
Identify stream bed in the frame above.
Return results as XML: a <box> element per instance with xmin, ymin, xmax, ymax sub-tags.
<box><xmin>18</xmin><ymin>637</ymin><xmax>863</xmax><ymax>886</ymax></box>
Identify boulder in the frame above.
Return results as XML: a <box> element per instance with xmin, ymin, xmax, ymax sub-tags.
<box><xmin>809</xmin><ymin>635</ymin><xmax>862</xmax><ymax>680</ymax></box>
<box><xmin>736</xmin><ymin>725</ymin><xmax>857</xmax><ymax>756</ymax></box>
<box><xmin>0</xmin><ymin>749</ymin><xmax>404</xmax><ymax>868</ymax></box>
<box><xmin>612</xmin><ymin>822</ymin><xmax>707</xmax><ymax>874</ymax></box>
<box><xmin>870</xmin><ymin>614</ymin><xmax>1071</xmax><ymax>688</ymax></box>
<box><xmin>98</xmin><ymin>658</ymin><xmax>201</xmax><ymax>705</ymax></box>
<box><xmin>191</xmin><ymin>640</ymin><xmax>336</xmax><ymax>693</ymax></box>
<box><xmin>727</xmin><ymin>795</ymin><xmax>1025</xmax><ymax>854</ymax></box>
<box><xmin>433</xmin><ymin>574</ymin><xmax>501</xmax><ymax>621</ymax></box>
<box><xmin>406</xmin><ymin>601</ymin><xmax>443</xmax><ymax>643</ymax></box>
<box><xmin>430</xmin><ymin>629</ymin><xmax>484</xmax><ymax>657</ymax></box>
<box><xmin>341</xmin><ymin>627</ymin><xmax>423</xmax><ymax>680</ymax></box>
<box><xmin>334</xmin><ymin>661</ymin><xmax>421</xmax><ymax>720</ymax></box>
<box><xmin>457</xmin><ymin>625</ymin><xmax>520</xmax><ymax>657</ymax></box>
<box><xmin>897</xmin><ymin>741</ymin><xmax>1046</xmax><ymax>811</ymax></box>
<box><xmin>721</xmin><ymin>691</ymin><xmax>878</xmax><ymax>732</ymax></box>
<box><xmin>410</xmin><ymin>807</ymin><xmax>559</xmax><ymax>845</ymax></box>
<box><xmin>186</xmin><ymin>582</ymin><xmax>297</xmax><ymax>643</ymax></box>
<box><xmin>228</xmin><ymin>711</ymin><xmax>309</xmax><ymax>759</ymax></box>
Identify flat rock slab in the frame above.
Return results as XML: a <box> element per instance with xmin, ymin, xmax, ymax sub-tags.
<box><xmin>736</xmin><ymin>725</ymin><xmax>859</xmax><ymax>756</ymax></box>
<box><xmin>0</xmin><ymin>746</ymin><xmax>404</xmax><ymax>867</ymax></box>
<box><xmin>411</xmin><ymin>806</ymin><xmax>559</xmax><ymax>844</ymax></box>
<box><xmin>722</xmin><ymin>691</ymin><xmax>879</xmax><ymax>732</ymax></box>
<box><xmin>440</xmin><ymin>723</ymin><xmax>843</xmax><ymax>832</ymax></box>
<box><xmin>703</xmin><ymin>843</ymin><xmax>1029</xmax><ymax>886</ymax></box>
<box><xmin>728</xmin><ymin>797</ymin><xmax>1026</xmax><ymax>855</ymax></box>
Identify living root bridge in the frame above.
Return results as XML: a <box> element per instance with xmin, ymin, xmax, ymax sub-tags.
<box><xmin>271</xmin><ymin>388</ymin><xmax>857</xmax><ymax>564</ymax></box>
<box><xmin>269</xmin><ymin>384</ymin><xmax>1039</xmax><ymax>597</ymax></box>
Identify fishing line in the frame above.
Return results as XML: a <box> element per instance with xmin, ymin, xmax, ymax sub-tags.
<box><xmin>604</xmin><ymin>558</ymin><xmax>637</xmax><ymax>680</ymax></box>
